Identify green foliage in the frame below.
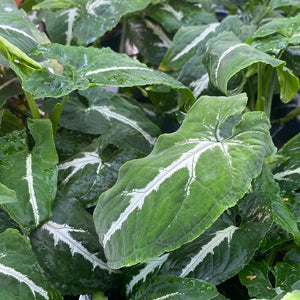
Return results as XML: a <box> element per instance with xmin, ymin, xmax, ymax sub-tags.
<box><xmin>0</xmin><ymin>0</ymin><xmax>299</xmax><ymax>299</ymax></box>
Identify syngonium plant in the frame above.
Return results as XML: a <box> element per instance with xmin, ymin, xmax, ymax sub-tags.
<box><xmin>0</xmin><ymin>0</ymin><xmax>299</xmax><ymax>299</ymax></box>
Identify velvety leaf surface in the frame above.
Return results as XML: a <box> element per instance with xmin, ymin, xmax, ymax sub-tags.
<box><xmin>30</xmin><ymin>192</ymin><xmax>121</xmax><ymax>295</ymax></box>
<box><xmin>273</xmin><ymin>133</ymin><xmax>300</xmax><ymax>193</ymax></box>
<box><xmin>0</xmin><ymin>228</ymin><xmax>62</xmax><ymax>299</ymax></box>
<box><xmin>0</xmin><ymin>120</ymin><xmax>58</xmax><ymax>233</ymax></box>
<box><xmin>146</xmin><ymin>0</ymin><xmax>217</xmax><ymax>33</ymax></box>
<box><xmin>0</xmin><ymin>183</ymin><xmax>17</xmax><ymax>204</ymax></box>
<box><xmin>34</xmin><ymin>0</ymin><xmax>151</xmax><ymax>45</ymax></box>
<box><xmin>132</xmin><ymin>275</ymin><xmax>219</xmax><ymax>300</ymax></box>
<box><xmin>58</xmin><ymin>138</ymin><xmax>143</xmax><ymax>208</ymax></box>
<box><xmin>45</xmin><ymin>87</ymin><xmax>161</xmax><ymax>149</ymax></box>
<box><xmin>22</xmin><ymin>43</ymin><xmax>194</xmax><ymax>108</ymax></box>
<box><xmin>157</xmin><ymin>165</ymin><xmax>275</xmax><ymax>285</ymax></box>
<box><xmin>94</xmin><ymin>93</ymin><xmax>275</xmax><ymax>269</ymax></box>
<box><xmin>270</xmin><ymin>0</ymin><xmax>300</xmax><ymax>9</ymax></box>
<box><xmin>203</xmin><ymin>31</ymin><xmax>299</xmax><ymax>103</ymax></box>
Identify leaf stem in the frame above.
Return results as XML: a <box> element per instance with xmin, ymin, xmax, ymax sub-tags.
<box><xmin>24</xmin><ymin>91</ymin><xmax>40</xmax><ymax>119</ymax></box>
<box><xmin>51</xmin><ymin>95</ymin><xmax>68</xmax><ymax>136</ymax></box>
<box><xmin>271</xmin><ymin>107</ymin><xmax>300</xmax><ymax>124</ymax></box>
<box><xmin>256</xmin><ymin>63</ymin><xmax>265</xmax><ymax>111</ymax></box>
<box><xmin>119</xmin><ymin>16</ymin><xmax>127</xmax><ymax>53</ymax></box>
<box><xmin>249</xmin><ymin>0</ymin><xmax>254</xmax><ymax>17</ymax></box>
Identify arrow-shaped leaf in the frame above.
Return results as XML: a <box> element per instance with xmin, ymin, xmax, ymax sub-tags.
<box><xmin>93</xmin><ymin>93</ymin><xmax>276</xmax><ymax>269</ymax></box>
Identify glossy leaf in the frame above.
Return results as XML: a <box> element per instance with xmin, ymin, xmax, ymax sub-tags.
<box><xmin>34</xmin><ymin>0</ymin><xmax>151</xmax><ymax>45</ymax></box>
<box><xmin>58</xmin><ymin>138</ymin><xmax>143</xmax><ymax>208</ymax></box>
<box><xmin>0</xmin><ymin>120</ymin><xmax>58</xmax><ymax>233</ymax></box>
<box><xmin>270</xmin><ymin>0</ymin><xmax>300</xmax><ymax>10</ymax></box>
<box><xmin>203</xmin><ymin>31</ymin><xmax>299</xmax><ymax>103</ymax></box>
<box><xmin>0</xmin><ymin>228</ymin><xmax>62</xmax><ymax>299</ymax></box>
<box><xmin>132</xmin><ymin>275</ymin><xmax>219</xmax><ymax>300</ymax></box>
<box><xmin>157</xmin><ymin>165</ymin><xmax>275</xmax><ymax>285</ymax></box>
<box><xmin>0</xmin><ymin>183</ymin><xmax>17</xmax><ymax>204</ymax></box>
<box><xmin>94</xmin><ymin>93</ymin><xmax>275</xmax><ymax>269</ymax></box>
<box><xmin>273</xmin><ymin>133</ymin><xmax>300</xmax><ymax>193</ymax></box>
<box><xmin>22</xmin><ymin>43</ymin><xmax>194</xmax><ymax>108</ymax></box>
<box><xmin>146</xmin><ymin>0</ymin><xmax>217</xmax><ymax>33</ymax></box>
<box><xmin>30</xmin><ymin>192</ymin><xmax>120</xmax><ymax>295</ymax></box>
<box><xmin>45</xmin><ymin>87</ymin><xmax>161</xmax><ymax>149</ymax></box>
<box><xmin>161</xmin><ymin>23</ymin><xmax>219</xmax><ymax>71</ymax></box>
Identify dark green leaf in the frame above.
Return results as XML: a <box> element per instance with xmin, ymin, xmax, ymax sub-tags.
<box><xmin>0</xmin><ymin>228</ymin><xmax>62</xmax><ymax>299</ymax></box>
<box><xmin>132</xmin><ymin>275</ymin><xmax>219</xmax><ymax>300</ymax></box>
<box><xmin>0</xmin><ymin>109</ymin><xmax>24</xmax><ymax>136</ymax></box>
<box><xmin>94</xmin><ymin>93</ymin><xmax>275</xmax><ymax>269</ymax></box>
<box><xmin>0</xmin><ymin>120</ymin><xmax>58</xmax><ymax>233</ymax></box>
<box><xmin>30</xmin><ymin>192</ymin><xmax>121</xmax><ymax>295</ymax></box>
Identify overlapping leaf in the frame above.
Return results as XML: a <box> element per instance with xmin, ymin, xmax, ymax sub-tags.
<box><xmin>146</xmin><ymin>0</ymin><xmax>217</xmax><ymax>33</ymax></box>
<box><xmin>93</xmin><ymin>93</ymin><xmax>275</xmax><ymax>269</ymax></box>
<box><xmin>58</xmin><ymin>137</ymin><xmax>143</xmax><ymax>208</ymax></box>
<box><xmin>34</xmin><ymin>0</ymin><xmax>151</xmax><ymax>45</ymax></box>
<box><xmin>0</xmin><ymin>120</ymin><xmax>58</xmax><ymax>233</ymax></box>
<box><xmin>132</xmin><ymin>275</ymin><xmax>220</xmax><ymax>300</ymax></box>
<box><xmin>44</xmin><ymin>87</ymin><xmax>161</xmax><ymax>150</ymax></box>
<box><xmin>0</xmin><ymin>229</ymin><xmax>62</xmax><ymax>299</ymax></box>
<box><xmin>30</xmin><ymin>192</ymin><xmax>120</xmax><ymax>295</ymax></box>
<box><xmin>22</xmin><ymin>43</ymin><xmax>194</xmax><ymax>108</ymax></box>
<box><xmin>156</xmin><ymin>166</ymin><xmax>275</xmax><ymax>285</ymax></box>
<box><xmin>203</xmin><ymin>31</ymin><xmax>299</xmax><ymax>103</ymax></box>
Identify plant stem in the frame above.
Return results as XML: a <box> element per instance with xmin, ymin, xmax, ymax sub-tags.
<box><xmin>256</xmin><ymin>63</ymin><xmax>265</xmax><ymax>111</ymax></box>
<box><xmin>264</xmin><ymin>67</ymin><xmax>276</xmax><ymax>118</ymax></box>
<box><xmin>271</xmin><ymin>107</ymin><xmax>300</xmax><ymax>124</ymax></box>
<box><xmin>249</xmin><ymin>0</ymin><xmax>254</xmax><ymax>17</ymax></box>
<box><xmin>4</xmin><ymin>103</ymin><xmax>31</xmax><ymax>118</ymax></box>
<box><xmin>24</xmin><ymin>91</ymin><xmax>40</xmax><ymax>119</ymax></box>
<box><xmin>119</xmin><ymin>16</ymin><xmax>127</xmax><ymax>53</ymax></box>
<box><xmin>51</xmin><ymin>95</ymin><xmax>68</xmax><ymax>136</ymax></box>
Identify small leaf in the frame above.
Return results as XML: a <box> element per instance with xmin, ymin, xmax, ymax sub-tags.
<box><xmin>0</xmin><ymin>183</ymin><xmax>17</xmax><ymax>204</ymax></box>
<box><xmin>94</xmin><ymin>93</ymin><xmax>275</xmax><ymax>269</ymax></box>
<box><xmin>132</xmin><ymin>275</ymin><xmax>219</xmax><ymax>300</ymax></box>
<box><xmin>0</xmin><ymin>228</ymin><xmax>62</xmax><ymax>299</ymax></box>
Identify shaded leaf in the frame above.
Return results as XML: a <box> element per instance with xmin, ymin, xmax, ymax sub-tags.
<box><xmin>94</xmin><ymin>93</ymin><xmax>275</xmax><ymax>269</ymax></box>
<box><xmin>132</xmin><ymin>275</ymin><xmax>219</xmax><ymax>300</ymax></box>
<box><xmin>0</xmin><ymin>228</ymin><xmax>62</xmax><ymax>299</ymax></box>
<box><xmin>0</xmin><ymin>120</ymin><xmax>58</xmax><ymax>233</ymax></box>
<box><xmin>30</xmin><ymin>192</ymin><xmax>121</xmax><ymax>295</ymax></box>
<box><xmin>58</xmin><ymin>138</ymin><xmax>143</xmax><ymax>208</ymax></box>
<box><xmin>0</xmin><ymin>109</ymin><xmax>24</xmax><ymax>136</ymax></box>
<box><xmin>22</xmin><ymin>43</ymin><xmax>194</xmax><ymax>108</ymax></box>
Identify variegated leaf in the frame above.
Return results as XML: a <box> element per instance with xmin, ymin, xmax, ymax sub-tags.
<box><xmin>203</xmin><ymin>31</ymin><xmax>299</xmax><ymax>103</ymax></box>
<box><xmin>146</xmin><ymin>0</ymin><xmax>217</xmax><ymax>33</ymax></box>
<box><xmin>34</xmin><ymin>0</ymin><xmax>152</xmax><ymax>45</ymax></box>
<box><xmin>44</xmin><ymin>87</ymin><xmax>161</xmax><ymax>150</ymax></box>
<box><xmin>0</xmin><ymin>120</ymin><xmax>58</xmax><ymax>233</ymax></box>
<box><xmin>58</xmin><ymin>138</ymin><xmax>143</xmax><ymax>207</ymax></box>
<box><xmin>22</xmin><ymin>44</ymin><xmax>194</xmax><ymax>108</ymax></box>
<box><xmin>93</xmin><ymin>93</ymin><xmax>275</xmax><ymax>269</ymax></box>
<box><xmin>30</xmin><ymin>192</ymin><xmax>121</xmax><ymax>295</ymax></box>
<box><xmin>0</xmin><ymin>228</ymin><xmax>62</xmax><ymax>299</ymax></box>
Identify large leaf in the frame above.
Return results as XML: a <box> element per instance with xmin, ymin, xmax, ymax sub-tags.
<box><xmin>30</xmin><ymin>192</ymin><xmax>121</xmax><ymax>295</ymax></box>
<box><xmin>0</xmin><ymin>228</ymin><xmax>62</xmax><ymax>299</ymax></box>
<box><xmin>270</xmin><ymin>0</ymin><xmax>300</xmax><ymax>10</ymax></box>
<box><xmin>273</xmin><ymin>133</ymin><xmax>300</xmax><ymax>193</ymax></box>
<box><xmin>132</xmin><ymin>275</ymin><xmax>220</xmax><ymax>300</ymax></box>
<box><xmin>22</xmin><ymin>43</ymin><xmax>194</xmax><ymax>108</ymax></box>
<box><xmin>58</xmin><ymin>138</ymin><xmax>143</xmax><ymax>208</ymax></box>
<box><xmin>34</xmin><ymin>0</ymin><xmax>151</xmax><ymax>45</ymax></box>
<box><xmin>203</xmin><ymin>31</ymin><xmax>299</xmax><ymax>103</ymax></box>
<box><xmin>44</xmin><ymin>87</ymin><xmax>161</xmax><ymax>149</ymax></box>
<box><xmin>93</xmin><ymin>93</ymin><xmax>275</xmax><ymax>269</ymax></box>
<box><xmin>0</xmin><ymin>120</ymin><xmax>58</xmax><ymax>233</ymax></box>
<box><xmin>157</xmin><ymin>165</ymin><xmax>274</xmax><ymax>285</ymax></box>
